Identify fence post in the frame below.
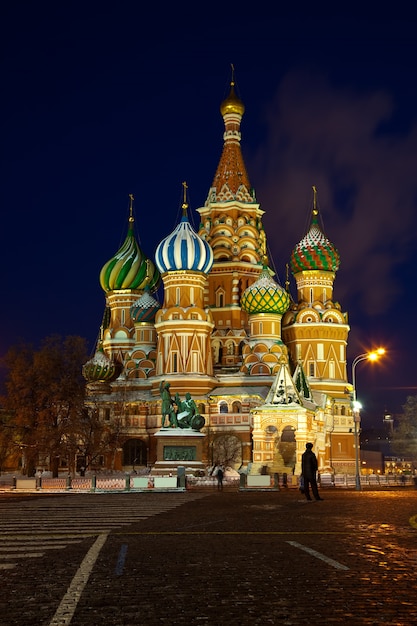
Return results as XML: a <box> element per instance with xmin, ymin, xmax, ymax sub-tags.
<box><xmin>66</xmin><ymin>474</ymin><xmax>72</xmax><ymax>490</ymax></box>
<box><xmin>125</xmin><ymin>474</ymin><xmax>131</xmax><ymax>492</ymax></box>
<box><xmin>177</xmin><ymin>466</ymin><xmax>186</xmax><ymax>489</ymax></box>
<box><xmin>91</xmin><ymin>475</ymin><xmax>97</xmax><ymax>492</ymax></box>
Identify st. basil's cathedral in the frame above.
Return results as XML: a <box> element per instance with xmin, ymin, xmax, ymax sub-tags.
<box><xmin>82</xmin><ymin>73</ymin><xmax>355</xmax><ymax>478</ymax></box>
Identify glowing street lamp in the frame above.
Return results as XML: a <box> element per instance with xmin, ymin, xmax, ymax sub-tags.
<box><xmin>351</xmin><ymin>348</ymin><xmax>385</xmax><ymax>491</ymax></box>
<box><xmin>352</xmin><ymin>348</ymin><xmax>385</xmax><ymax>402</ymax></box>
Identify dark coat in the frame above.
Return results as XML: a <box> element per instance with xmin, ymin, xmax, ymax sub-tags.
<box><xmin>301</xmin><ymin>449</ymin><xmax>318</xmax><ymax>479</ymax></box>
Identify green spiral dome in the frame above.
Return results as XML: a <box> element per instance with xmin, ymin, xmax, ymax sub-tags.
<box><xmin>100</xmin><ymin>218</ymin><xmax>160</xmax><ymax>292</ymax></box>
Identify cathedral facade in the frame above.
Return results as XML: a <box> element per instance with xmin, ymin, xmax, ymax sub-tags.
<box><xmin>83</xmin><ymin>75</ymin><xmax>356</xmax><ymax>478</ymax></box>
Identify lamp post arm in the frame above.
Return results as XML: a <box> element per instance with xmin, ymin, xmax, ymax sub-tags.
<box><xmin>351</xmin><ymin>353</ymin><xmax>369</xmax><ymax>402</ymax></box>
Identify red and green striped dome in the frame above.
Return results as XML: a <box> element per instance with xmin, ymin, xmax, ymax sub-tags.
<box><xmin>241</xmin><ymin>266</ymin><xmax>290</xmax><ymax>315</ymax></box>
<box><xmin>290</xmin><ymin>210</ymin><xmax>340</xmax><ymax>273</ymax></box>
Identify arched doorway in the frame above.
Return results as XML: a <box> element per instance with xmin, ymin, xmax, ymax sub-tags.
<box><xmin>123</xmin><ymin>439</ymin><xmax>147</xmax><ymax>469</ymax></box>
<box><xmin>277</xmin><ymin>426</ymin><xmax>297</xmax><ymax>471</ymax></box>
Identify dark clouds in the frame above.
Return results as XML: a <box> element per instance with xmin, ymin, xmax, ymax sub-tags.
<box><xmin>251</xmin><ymin>69</ymin><xmax>417</xmax><ymax>321</ymax></box>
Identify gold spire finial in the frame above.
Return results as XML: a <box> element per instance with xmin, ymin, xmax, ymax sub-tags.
<box><xmin>220</xmin><ymin>63</ymin><xmax>245</xmax><ymax>117</ymax></box>
<box><xmin>312</xmin><ymin>186</ymin><xmax>318</xmax><ymax>216</ymax></box>
<box><xmin>182</xmin><ymin>181</ymin><xmax>188</xmax><ymax>216</ymax></box>
<box><xmin>285</xmin><ymin>263</ymin><xmax>290</xmax><ymax>293</ymax></box>
<box><xmin>144</xmin><ymin>258</ymin><xmax>151</xmax><ymax>286</ymax></box>
<box><xmin>128</xmin><ymin>193</ymin><xmax>135</xmax><ymax>223</ymax></box>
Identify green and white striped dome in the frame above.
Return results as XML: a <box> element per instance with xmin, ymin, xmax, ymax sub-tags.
<box><xmin>100</xmin><ymin>214</ymin><xmax>160</xmax><ymax>293</ymax></box>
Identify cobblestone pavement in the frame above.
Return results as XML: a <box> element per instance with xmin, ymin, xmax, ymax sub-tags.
<box><xmin>1</xmin><ymin>486</ymin><xmax>417</xmax><ymax>625</ymax></box>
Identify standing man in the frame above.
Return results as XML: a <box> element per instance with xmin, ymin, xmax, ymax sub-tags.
<box><xmin>301</xmin><ymin>443</ymin><xmax>323</xmax><ymax>501</ymax></box>
<box><xmin>216</xmin><ymin>464</ymin><xmax>224</xmax><ymax>491</ymax></box>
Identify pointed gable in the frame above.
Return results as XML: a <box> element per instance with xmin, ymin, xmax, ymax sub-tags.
<box><xmin>264</xmin><ymin>363</ymin><xmax>302</xmax><ymax>406</ymax></box>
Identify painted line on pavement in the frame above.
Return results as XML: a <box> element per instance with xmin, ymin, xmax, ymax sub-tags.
<box><xmin>48</xmin><ymin>533</ymin><xmax>108</xmax><ymax>626</ymax></box>
<box><xmin>115</xmin><ymin>543</ymin><xmax>128</xmax><ymax>576</ymax></box>
<box><xmin>287</xmin><ymin>540</ymin><xmax>349</xmax><ymax>570</ymax></box>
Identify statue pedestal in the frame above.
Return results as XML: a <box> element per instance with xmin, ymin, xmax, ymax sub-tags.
<box><xmin>153</xmin><ymin>428</ymin><xmax>206</xmax><ymax>475</ymax></box>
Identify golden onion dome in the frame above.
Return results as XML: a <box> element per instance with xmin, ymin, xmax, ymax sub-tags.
<box><xmin>220</xmin><ymin>81</ymin><xmax>245</xmax><ymax>117</ymax></box>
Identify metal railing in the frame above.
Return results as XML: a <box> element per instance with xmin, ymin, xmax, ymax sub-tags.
<box><xmin>0</xmin><ymin>472</ymin><xmax>415</xmax><ymax>492</ymax></box>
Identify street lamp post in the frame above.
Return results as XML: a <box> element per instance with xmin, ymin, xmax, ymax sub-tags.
<box><xmin>351</xmin><ymin>348</ymin><xmax>385</xmax><ymax>491</ymax></box>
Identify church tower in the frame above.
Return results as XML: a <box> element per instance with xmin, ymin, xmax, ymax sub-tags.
<box><xmin>153</xmin><ymin>183</ymin><xmax>216</xmax><ymax>396</ymax></box>
<box><xmin>240</xmin><ymin>258</ymin><xmax>291</xmax><ymax>376</ymax></box>
<box><xmin>282</xmin><ymin>186</ymin><xmax>350</xmax><ymax>401</ymax></box>
<box><xmin>197</xmin><ymin>68</ymin><xmax>267</xmax><ymax>370</ymax></box>
<box><xmin>98</xmin><ymin>195</ymin><xmax>160</xmax><ymax>368</ymax></box>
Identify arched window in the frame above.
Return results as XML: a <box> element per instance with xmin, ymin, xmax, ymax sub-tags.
<box><xmin>123</xmin><ymin>439</ymin><xmax>147</xmax><ymax>466</ymax></box>
<box><xmin>219</xmin><ymin>401</ymin><xmax>228</xmax><ymax>413</ymax></box>
<box><xmin>216</xmin><ymin>288</ymin><xmax>226</xmax><ymax>308</ymax></box>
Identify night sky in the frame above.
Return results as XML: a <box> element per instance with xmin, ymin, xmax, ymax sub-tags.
<box><xmin>2</xmin><ymin>4</ymin><xmax>417</xmax><ymax>426</ymax></box>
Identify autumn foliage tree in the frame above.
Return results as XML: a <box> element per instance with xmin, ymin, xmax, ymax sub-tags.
<box><xmin>2</xmin><ymin>335</ymin><xmax>88</xmax><ymax>476</ymax></box>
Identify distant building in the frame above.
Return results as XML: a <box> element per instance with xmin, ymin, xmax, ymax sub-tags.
<box><xmin>384</xmin><ymin>456</ymin><xmax>415</xmax><ymax>475</ymax></box>
<box><xmin>82</xmin><ymin>73</ymin><xmax>356</xmax><ymax>476</ymax></box>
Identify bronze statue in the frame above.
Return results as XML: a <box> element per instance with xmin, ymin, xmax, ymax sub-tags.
<box><xmin>159</xmin><ymin>384</ymin><xmax>205</xmax><ymax>431</ymax></box>
<box><xmin>159</xmin><ymin>381</ymin><xmax>178</xmax><ymax>428</ymax></box>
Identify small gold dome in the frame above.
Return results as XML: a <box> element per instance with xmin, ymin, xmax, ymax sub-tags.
<box><xmin>220</xmin><ymin>82</ymin><xmax>245</xmax><ymax>116</ymax></box>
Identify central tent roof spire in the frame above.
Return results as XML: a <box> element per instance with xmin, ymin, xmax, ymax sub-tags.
<box><xmin>207</xmin><ymin>65</ymin><xmax>253</xmax><ymax>203</ymax></box>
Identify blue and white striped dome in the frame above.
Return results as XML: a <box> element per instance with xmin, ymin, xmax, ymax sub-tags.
<box><xmin>155</xmin><ymin>213</ymin><xmax>214</xmax><ymax>274</ymax></box>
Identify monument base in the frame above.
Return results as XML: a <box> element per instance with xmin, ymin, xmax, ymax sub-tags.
<box><xmin>152</xmin><ymin>428</ymin><xmax>206</xmax><ymax>476</ymax></box>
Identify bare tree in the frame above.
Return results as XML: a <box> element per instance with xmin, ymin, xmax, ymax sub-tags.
<box><xmin>212</xmin><ymin>431</ymin><xmax>242</xmax><ymax>469</ymax></box>
<box><xmin>64</xmin><ymin>407</ymin><xmax>126</xmax><ymax>474</ymax></box>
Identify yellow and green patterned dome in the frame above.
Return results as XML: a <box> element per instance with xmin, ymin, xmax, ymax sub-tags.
<box><xmin>100</xmin><ymin>212</ymin><xmax>160</xmax><ymax>293</ymax></box>
<box><xmin>241</xmin><ymin>264</ymin><xmax>290</xmax><ymax>315</ymax></box>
